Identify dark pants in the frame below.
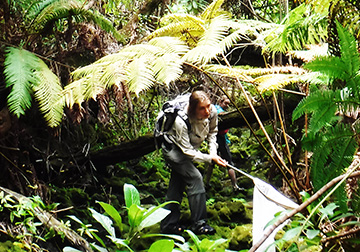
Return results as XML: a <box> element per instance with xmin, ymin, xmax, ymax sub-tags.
<box><xmin>217</xmin><ymin>134</ymin><xmax>233</xmax><ymax>165</ymax></box>
<box><xmin>161</xmin><ymin>144</ymin><xmax>207</xmax><ymax>230</ymax></box>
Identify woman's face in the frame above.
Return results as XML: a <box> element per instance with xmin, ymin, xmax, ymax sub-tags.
<box><xmin>195</xmin><ymin>98</ymin><xmax>211</xmax><ymax>120</ymax></box>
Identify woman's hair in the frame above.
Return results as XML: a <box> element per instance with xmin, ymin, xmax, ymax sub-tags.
<box><xmin>188</xmin><ymin>90</ymin><xmax>210</xmax><ymax>118</ymax></box>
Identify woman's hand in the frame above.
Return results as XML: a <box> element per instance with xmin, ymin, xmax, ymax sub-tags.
<box><xmin>211</xmin><ymin>155</ymin><xmax>228</xmax><ymax>167</ymax></box>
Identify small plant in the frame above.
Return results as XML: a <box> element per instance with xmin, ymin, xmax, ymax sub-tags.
<box><xmin>64</xmin><ymin>183</ymin><xmax>184</xmax><ymax>252</ymax></box>
<box><xmin>0</xmin><ymin>191</ymin><xmax>60</xmax><ymax>250</ymax></box>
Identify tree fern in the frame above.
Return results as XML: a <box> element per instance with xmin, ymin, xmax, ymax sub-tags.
<box><xmin>33</xmin><ymin>60</ymin><xmax>64</xmax><ymax>127</ymax></box>
<box><xmin>65</xmin><ymin>36</ymin><xmax>188</xmax><ymax>106</ymax></box>
<box><xmin>4</xmin><ymin>47</ymin><xmax>64</xmax><ymax>127</ymax></box>
<box><xmin>4</xmin><ymin>47</ymin><xmax>37</xmax><ymax>117</ymax></box>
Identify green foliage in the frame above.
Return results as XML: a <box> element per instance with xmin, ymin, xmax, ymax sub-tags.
<box><xmin>263</xmin><ymin>4</ymin><xmax>328</xmax><ymax>55</ymax></box>
<box><xmin>186</xmin><ymin>229</ymin><xmax>227</xmax><ymax>252</ymax></box>
<box><xmin>27</xmin><ymin>0</ymin><xmax>123</xmax><ymax>41</ymax></box>
<box><xmin>288</xmin><ymin>20</ymin><xmax>360</xmax><ymax>249</ymax></box>
<box><xmin>0</xmin><ymin>192</ymin><xmax>60</xmax><ymax>248</ymax></box>
<box><xmin>65</xmin><ymin>183</ymin><xmax>184</xmax><ymax>252</ymax></box>
<box><xmin>292</xmin><ymin>22</ymin><xmax>360</xmax><ymax>193</ymax></box>
<box><xmin>4</xmin><ymin>47</ymin><xmax>64</xmax><ymax>127</ymax></box>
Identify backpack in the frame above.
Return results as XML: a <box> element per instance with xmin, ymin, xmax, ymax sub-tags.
<box><xmin>154</xmin><ymin>93</ymin><xmax>191</xmax><ymax>149</ymax></box>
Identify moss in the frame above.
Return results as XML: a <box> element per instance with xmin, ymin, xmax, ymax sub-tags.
<box><xmin>0</xmin><ymin>241</ymin><xmax>27</xmax><ymax>252</ymax></box>
<box><xmin>228</xmin><ymin>224</ymin><xmax>252</xmax><ymax>250</ymax></box>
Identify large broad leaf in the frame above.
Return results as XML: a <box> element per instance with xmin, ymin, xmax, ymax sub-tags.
<box><xmin>108</xmin><ymin>236</ymin><xmax>133</xmax><ymax>252</ymax></box>
<box><xmin>148</xmin><ymin>239</ymin><xmax>174</xmax><ymax>252</ymax></box>
<box><xmin>97</xmin><ymin>201</ymin><xmax>122</xmax><ymax>231</ymax></box>
<box><xmin>124</xmin><ymin>183</ymin><xmax>140</xmax><ymax>208</ymax></box>
<box><xmin>128</xmin><ymin>204</ymin><xmax>146</xmax><ymax>228</ymax></box>
<box><xmin>200</xmin><ymin>238</ymin><xmax>227</xmax><ymax>252</ymax></box>
<box><xmin>89</xmin><ymin>208</ymin><xmax>115</xmax><ymax>237</ymax></box>
<box><xmin>138</xmin><ymin>206</ymin><xmax>171</xmax><ymax>230</ymax></box>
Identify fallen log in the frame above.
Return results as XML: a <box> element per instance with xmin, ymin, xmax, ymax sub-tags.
<box><xmin>83</xmin><ymin>95</ymin><xmax>301</xmax><ymax>167</ymax></box>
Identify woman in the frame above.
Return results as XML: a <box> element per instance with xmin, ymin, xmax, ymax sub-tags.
<box><xmin>161</xmin><ymin>90</ymin><xmax>228</xmax><ymax>235</ymax></box>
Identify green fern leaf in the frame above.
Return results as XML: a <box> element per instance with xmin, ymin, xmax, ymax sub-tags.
<box><xmin>310</xmin><ymin>124</ymin><xmax>356</xmax><ymax>191</ymax></box>
<box><xmin>26</xmin><ymin>0</ymin><xmax>58</xmax><ymax>20</ymax></box>
<box><xmin>4</xmin><ymin>47</ymin><xmax>38</xmax><ymax>117</ymax></box>
<box><xmin>30</xmin><ymin>0</ymin><xmax>122</xmax><ymax>41</ymax></box>
<box><xmin>293</xmin><ymin>90</ymin><xmax>336</xmax><ymax>121</ymax></box>
<box><xmin>263</xmin><ymin>4</ymin><xmax>327</xmax><ymax>54</ymax></box>
<box><xmin>304</xmin><ymin>56</ymin><xmax>348</xmax><ymax>82</ymax></box>
<box><xmin>336</xmin><ymin>21</ymin><xmax>360</xmax><ymax>77</ymax></box>
<box><xmin>33</xmin><ymin>60</ymin><xmax>64</xmax><ymax>127</ymax></box>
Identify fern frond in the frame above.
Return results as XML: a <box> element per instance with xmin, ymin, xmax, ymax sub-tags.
<box><xmin>29</xmin><ymin>0</ymin><xmax>122</xmax><ymax>41</ymax></box>
<box><xmin>4</xmin><ymin>47</ymin><xmax>37</xmax><ymax>117</ymax></box>
<box><xmin>127</xmin><ymin>59</ymin><xmax>155</xmax><ymax>95</ymax></box>
<box><xmin>30</xmin><ymin>0</ymin><xmax>84</xmax><ymax>31</ymax></box>
<box><xmin>82</xmin><ymin>9</ymin><xmax>122</xmax><ymax>41</ymax></box>
<box><xmin>204</xmin><ymin>65</ymin><xmax>254</xmax><ymax>82</ymax></box>
<box><xmin>183</xmin><ymin>15</ymin><xmax>231</xmax><ymax>65</ymax></box>
<box><xmin>148</xmin><ymin>36</ymin><xmax>189</xmax><ymax>55</ymax></box>
<box><xmin>304</xmin><ymin>56</ymin><xmax>349</xmax><ymax>81</ymax></box>
<box><xmin>292</xmin><ymin>90</ymin><xmax>340</xmax><ymax>135</ymax></box>
<box><xmin>310</xmin><ymin>124</ymin><xmax>356</xmax><ymax>191</ymax></box>
<box><xmin>336</xmin><ymin>21</ymin><xmax>360</xmax><ymax>77</ymax></box>
<box><xmin>288</xmin><ymin>44</ymin><xmax>329</xmax><ymax>63</ymax></box>
<box><xmin>200</xmin><ymin>0</ymin><xmax>227</xmax><ymax>21</ymax></box>
<box><xmin>26</xmin><ymin>0</ymin><xmax>58</xmax><ymax>20</ymax></box>
<box><xmin>62</xmin><ymin>79</ymin><xmax>86</xmax><ymax>108</ymax></box>
<box><xmin>146</xmin><ymin>14</ymin><xmax>205</xmax><ymax>44</ymax></box>
<box><xmin>263</xmin><ymin>4</ymin><xmax>327</xmax><ymax>54</ymax></box>
<box><xmin>33</xmin><ymin>60</ymin><xmax>64</xmax><ymax>127</ymax></box>
<box><xmin>255</xmin><ymin>74</ymin><xmax>299</xmax><ymax>93</ymax></box>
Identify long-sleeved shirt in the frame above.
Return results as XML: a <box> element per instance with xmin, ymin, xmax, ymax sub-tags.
<box><xmin>167</xmin><ymin>104</ymin><xmax>218</xmax><ymax>163</ymax></box>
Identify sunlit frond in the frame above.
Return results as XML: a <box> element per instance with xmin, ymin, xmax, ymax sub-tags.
<box><xmin>204</xmin><ymin>65</ymin><xmax>254</xmax><ymax>82</ymax></box>
<box><xmin>288</xmin><ymin>44</ymin><xmax>329</xmax><ymax>63</ymax></box>
<box><xmin>127</xmin><ymin>59</ymin><xmax>155</xmax><ymax>95</ymax></box>
<box><xmin>255</xmin><ymin>74</ymin><xmax>300</xmax><ymax>93</ymax></box>
<box><xmin>148</xmin><ymin>37</ymin><xmax>189</xmax><ymax>55</ymax></box>
<box><xmin>145</xmin><ymin>14</ymin><xmax>205</xmax><ymax>43</ymax></box>
<box><xmin>183</xmin><ymin>15</ymin><xmax>229</xmax><ymax>65</ymax></box>
<box><xmin>33</xmin><ymin>61</ymin><xmax>64</xmax><ymax>127</ymax></box>
<box><xmin>201</xmin><ymin>0</ymin><xmax>228</xmax><ymax>21</ymax></box>
<box><xmin>62</xmin><ymin>79</ymin><xmax>86</xmax><ymax>108</ymax></box>
<box><xmin>152</xmin><ymin>53</ymin><xmax>184</xmax><ymax>85</ymax></box>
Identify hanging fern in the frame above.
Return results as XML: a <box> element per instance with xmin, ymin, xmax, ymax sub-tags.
<box><xmin>33</xmin><ymin>60</ymin><xmax>64</xmax><ymax>127</ymax></box>
<box><xmin>65</xmin><ymin>36</ymin><xmax>189</xmax><ymax>107</ymax></box>
<box><xmin>4</xmin><ymin>47</ymin><xmax>64</xmax><ymax>127</ymax></box>
<box><xmin>28</xmin><ymin>0</ymin><xmax>122</xmax><ymax>41</ymax></box>
<box><xmin>4</xmin><ymin>47</ymin><xmax>37</xmax><ymax>117</ymax></box>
